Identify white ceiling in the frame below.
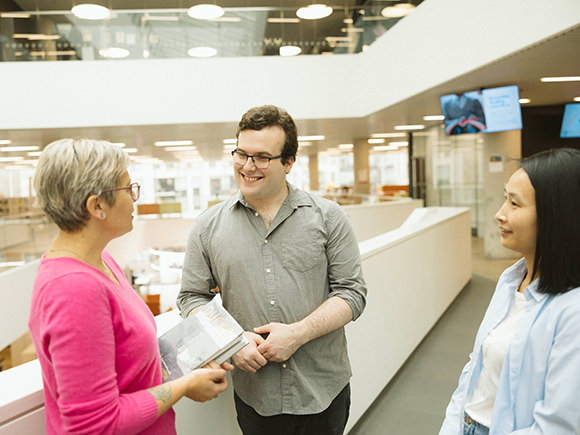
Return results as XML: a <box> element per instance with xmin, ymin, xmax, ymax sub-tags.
<box><xmin>1</xmin><ymin>19</ymin><xmax>579</xmax><ymax>162</ymax></box>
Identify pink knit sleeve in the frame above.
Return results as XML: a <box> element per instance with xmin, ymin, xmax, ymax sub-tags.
<box><xmin>40</xmin><ymin>273</ymin><xmax>159</xmax><ymax>434</ymax></box>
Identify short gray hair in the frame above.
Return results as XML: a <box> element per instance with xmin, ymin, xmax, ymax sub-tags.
<box><xmin>34</xmin><ymin>138</ymin><xmax>129</xmax><ymax>232</ymax></box>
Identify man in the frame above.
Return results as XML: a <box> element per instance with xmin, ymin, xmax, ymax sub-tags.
<box><xmin>177</xmin><ymin>105</ymin><xmax>367</xmax><ymax>435</ymax></box>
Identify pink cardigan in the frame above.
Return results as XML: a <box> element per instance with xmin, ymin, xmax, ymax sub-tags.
<box><xmin>29</xmin><ymin>251</ymin><xmax>175</xmax><ymax>434</ymax></box>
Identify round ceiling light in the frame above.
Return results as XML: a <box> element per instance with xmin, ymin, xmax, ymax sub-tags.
<box><xmin>296</xmin><ymin>4</ymin><xmax>333</xmax><ymax>20</ymax></box>
<box><xmin>71</xmin><ymin>4</ymin><xmax>111</xmax><ymax>20</ymax></box>
<box><xmin>279</xmin><ymin>45</ymin><xmax>301</xmax><ymax>57</ymax></box>
<box><xmin>381</xmin><ymin>3</ymin><xmax>415</xmax><ymax>18</ymax></box>
<box><xmin>99</xmin><ymin>47</ymin><xmax>130</xmax><ymax>58</ymax></box>
<box><xmin>188</xmin><ymin>46</ymin><xmax>218</xmax><ymax>58</ymax></box>
<box><xmin>188</xmin><ymin>4</ymin><xmax>225</xmax><ymax>20</ymax></box>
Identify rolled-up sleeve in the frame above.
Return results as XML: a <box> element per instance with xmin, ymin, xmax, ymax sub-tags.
<box><xmin>325</xmin><ymin>204</ymin><xmax>367</xmax><ymax>320</ymax></box>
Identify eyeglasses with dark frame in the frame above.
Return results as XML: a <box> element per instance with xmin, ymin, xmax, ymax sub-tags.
<box><xmin>231</xmin><ymin>149</ymin><xmax>283</xmax><ymax>169</ymax></box>
<box><xmin>99</xmin><ymin>182</ymin><xmax>141</xmax><ymax>202</ymax></box>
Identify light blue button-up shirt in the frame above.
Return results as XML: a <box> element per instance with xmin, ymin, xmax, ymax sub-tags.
<box><xmin>440</xmin><ymin>258</ymin><xmax>580</xmax><ymax>434</ymax></box>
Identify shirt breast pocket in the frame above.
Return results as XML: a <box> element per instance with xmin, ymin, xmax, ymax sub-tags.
<box><xmin>281</xmin><ymin>236</ymin><xmax>326</xmax><ymax>272</ymax></box>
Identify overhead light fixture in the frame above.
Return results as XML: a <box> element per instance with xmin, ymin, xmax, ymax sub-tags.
<box><xmin>143</xmin><ymin>13</ymin><xmax>179</xmax><ymax>22</ymax></box>
<box><xmin>296</xmin><ymin>4</ymin><xmax>333</xmax><ymax>20</ymax></box>
<box><xmin>223</xmin><ymin>138</ymin><xmax>237</xmax><ymax>144</ymax></box>
<box><xmin>164</xmin><ymin>146</ymin><xmax>198</xmax><ymax>152</ymax></box>
<box><xmin>188</xmin><ymin>46</ymin><xmax>217</xmax><ymax>58</ymax></box>
<box><xmin>381</xmin><ymin>3</ymin><xmax>415</xmax><ymax>18</ymax></box>
<box><xmin>338</xmin><ymin>144</ymin><xmax>353</xmax><ymax>150</ymax></box>
<box><xmin>0</xmin><ymin>140</ymin><xmax>12</xmax><ymax>145</ymax></box>
<box><xmin>154</xmin><ymin>140</ymin><xmax>193</xmax><ymax>147</ymax></box>
<box><xmin>519</xmin><ymin>98</ymin><xmax>531</xmax><ymax>104</ymax></box>
<box><xmin>267</xmin><ymin>17</ymin><xmax>300</xmax><ymax>23</ymax></box>
<box><xmin>574</xmin><ymin>97</ymin><xmax>580</xmax><ymax>102</ymax></box>
<box><xmin>370</xmin><ymin>132</ymin><xmax>406</xmax><ymax>138</ymax></box>
<box><xmin>540</xmin><ymin>76</ymin><xmax>580</xmax><ymax>82</ymax></box>
<box><xmin>368</xmin><ymin>138</ymin><xmax>385</xmax><ymax>144</ymax></box>
<box><xmin>0</xmin><ymin>156</ymin><xmax>24</xmax><ymax>162</ymax></box>
<box><xmin>28</xmin><ymin>151</ymin><xmax>42</xmax><ymax>156</ymax></box>
<box><xmin>1</xmin><ymin>12</ymin><xmax>31</xmax><ymax>18</ymax></box>
<box><xmin>71</xmin><ymin>4</ymin><xmax>111</xmax><ymax>20</ymax></box>
<box><xmin>298</xmin><ymin>141</ymin><xmax>312</xmax><ymax>147</ymax></box>
<box><xmin>298</xmin><ymin>135</ymin><xmax>325</xmax><ymax>141</ymax></box>
<box><xmin>124</xmin><ymin>148</ymin><xmax>138</xmax><ymax>153</ymax></box>
<box><xmin>389</xmin><ymin>141</ymin><xmax>409</xmax><ymax>146</ymax></box>
<box><xmin>279</xmin><ymin>45</ymin><xmax>301</xmax><ymax>57</ymax></box>
<box><xmin>394</xmin><ymin>124</ymin><xmax>425</xmax><ymax>131</ymax></box>
<box><xmin>188</xmin><ymin>4</ymin><xmax>225</xmax><ymax>20</ymax></box>
<box><xmin>0</xmin><ymin>145</ymin><xmax>40</xmax><ymax>152</ymax></box>
<box><xmin>110</xmin><ymin>142</ymin><xmax>126</xmax><ymax>147</ymax></box>
<box><xmin>13</xmin><ymin>34</ymin><xmax>61</xmax><ymax>40</ymax></box>
<box><xmin>373</xmin><ymin>145</ymin><xmax>400</xmax><ymax>151</ymax></box>
<box><xmin>99</xmin><ymin>47</ymin><xmax>130</xmax><ymax>58</ymax></box>
<box><xmin>423</xmin><ymin>115</ymin><xmax>445</xmax><ymax>121</ymax></box>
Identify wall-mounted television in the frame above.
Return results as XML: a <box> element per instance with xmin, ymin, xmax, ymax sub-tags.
<box><xmin>560</xmin><ymin>103</ymin><xmax>580</xmax><ymax>138</ymax></box>
<box><xmin>440</xmin><ymin>85</ymin><xmax>523</xmax><ymax>135</ymax></box>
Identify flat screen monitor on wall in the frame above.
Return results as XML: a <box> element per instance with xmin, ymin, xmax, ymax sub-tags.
<box><xmin>560</xmin><ymin>103</ymin><xmax>580</xmax><ymax>138</ymax></box>
<box><xmin>440</xmin><ymin>85</ymin><xmax>523</xmax><ymax>135</ymax></box>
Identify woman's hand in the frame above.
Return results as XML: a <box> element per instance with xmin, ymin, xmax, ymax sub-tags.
<box><xmin>183</xmin><ymin>368</ymin><xmax>228</xmax><ymax>402</ymax></box>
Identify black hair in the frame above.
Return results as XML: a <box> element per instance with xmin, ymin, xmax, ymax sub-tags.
<box><xmin>520</xmin><ymin>147</ymin><xmax>580</xmax><ymax>294</ymax></box>
<box><xmin>236</xmin><ymin>105</ymin><xmax>298</xmax><ymax>165</ymax></box>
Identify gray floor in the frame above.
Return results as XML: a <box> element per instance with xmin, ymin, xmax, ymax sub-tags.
<box><xmin>349</xmin><ymin>274</ymin><xmax>496</xmax><ymax>434</ymax></box>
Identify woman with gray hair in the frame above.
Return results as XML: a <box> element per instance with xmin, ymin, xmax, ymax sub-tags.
<box><xmin>29</xmin><ymin>138</ymin><xmax>231</xmax><ymax>434</ymax></box>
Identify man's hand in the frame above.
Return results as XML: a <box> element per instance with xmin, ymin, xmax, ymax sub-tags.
<box><xmin>232</xmin><ymin>332</ymin><xmax>268</xmax><ymax>373</ymax></box>
<box><xmin>254</xmin><ymin>322</ymin><xmax>303</xmax><ymax>363</ymax></box>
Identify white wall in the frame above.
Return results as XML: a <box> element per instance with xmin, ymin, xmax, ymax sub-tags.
<box><xmin>1</xmin><ymin>0</ymin><xmax>579</xmax><ymax>129</ymax></box>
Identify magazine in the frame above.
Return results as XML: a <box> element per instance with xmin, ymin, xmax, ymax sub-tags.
<box><xmin>158</xmin><ymin>294</ymin><xmax>248</xmax><ymax>382</ymax></box>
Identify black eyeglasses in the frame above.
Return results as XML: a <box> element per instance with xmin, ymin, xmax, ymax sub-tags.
<box><xmin>99</xmin><ymin>182</ymin><xmax>141</xmax><ymax>202</ymax></box>
<box><xmin>231</xmin><ymin>150</ymin><xmax>282</xmax><ymax>169</ymax></box>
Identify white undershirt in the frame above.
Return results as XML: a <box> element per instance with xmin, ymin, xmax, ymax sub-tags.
<box><xmin>465</xmin><ymin>290</ymin><xmax>527</xmax><ymax>427</ymax></box>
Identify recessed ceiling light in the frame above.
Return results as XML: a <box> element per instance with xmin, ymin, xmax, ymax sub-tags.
<box><xmin>164</xmin><ymin>146</ymin><xmax>198</xmax><ymax>152</ymax></box>
<box><xmin>389</xmin><ymin>141</ymin><xmax>409</xmax><ymax>146</ymax></box>
<box><xmin>394</xmin><ymin>124</ymin><xmax>425</xmax><ymax>131</ymax></box>
<box><xmin>124</xmin><ymin>148</ymin><xmax>138</xmax><ymax>153</ymax></box>
<box><xmin>368</xmin><ymin>138</ymin><xmax>385</xmax><ymax>144</ymax></box>
<box><xmin>540</xmin><ymin>76</ymin><xmax>580</xmax><ymax>82</ymax></box>
<box><xmin>0</xmin><ymin>156</ymin><xmax>24</xmax><ymax>162</ymax></box>
<box><xmin>381</xmin><ymin>3</ymin><xmax>415</xmax><ymax>18</ymax></box>
<box><xmin>0</xmin><ymin>145</ymin><xmax>40</xmax><ymax>152</ymax></box>
<box><xmin>298</xmin><ymin>141</ymin><xmax>312</xmax><ymax>147</ymax></box>
<box><xmin>188</xmin><ymin>4</ymin><xmax>225</xmax><ymax>20</ymax></box>
<box><xmin>154</xmin><ymin>140</ymin><xmax>193</xmax><ymax>147</ymax></box>
<box><xmin>423</xmin><ymin>115</ymin><xmax>445</xmax><ymax>121</ymax></box>
<box><xmin>13</xmin><ymin>34</ymin><xmax>60</xmax><ymax>40</ymax></box>
<box><xmin>267</xmin><ymin>17</ymin><xmax>300</xmax><ymax>23</ymax></box>
<box><xmin>296</xmin><ymin>4</ymin><xmax>333</xmax><ymax>20</ymax></box>
<box><xmin>338</xmin><ymin>144</ymin><xmax>353</xmax><ymax>149</ymax></box>
<box><xmin>370</xmin><ymin>133</ymin><xmax>406</xmax><ymax>138</ymax></box>
<box><xmin>372</xmin><ymin>145</ymin><xmax>399</xmax><ymax>151</ymax></box>
<box><xmin>28</xmin><ymin>151</ymin><xmax>42</xmax><ymax>157</ymax></box>
<box><xmin>0</xmin><ymin>140</ymin><xmax>12</xmax><ymax>145</ymax></box>
<box><xmin>519</xmin><ymin>98</ymin><xmax>531</xmax><ymax>104</ymax></box>
<box><xmin>0</xmin><ymin>12</ymin><xmax>31</xmax><ymax>18</ymax></box>
<box><xmin>71</xmin><ymin>4</ymin><xmax>111</xmax><ymax>20</ymax></box>
<box><xmin>223</xmin><ymin>138</ymin><xmax>237</xmax><ymax>144</ymax></box>
<box><xmin>99</xmin><ymin>47</ymin><xmax>130</xmax><ymax>58</ymax></box>
<box><xmin>573</xmin><ymin>97</ymin><xmax>580</xmax><ymax>102</ymax></box>
<box><xmin>188</xmin><ymin>46</ymin><xmax>217</xmax><ymax>58</ymax></box>
<box><xmin>298</xmin><ymin>135</ymin><xmax>325</xmax><ymax>141</ymax></box>
<box><xmin>279</xmin><ymin>45</ymin><xmax>301</xmax><ymax>57</ymax></box>
<box><xmin>110</xmin><ymin>142</ymin><xmax>126</xmax><ymax>147</ymax></box>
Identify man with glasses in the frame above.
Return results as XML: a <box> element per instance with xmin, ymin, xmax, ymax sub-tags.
<box><xmin>178</xmin><ymin>105</ymin><xmax>367</xmax><ymax>435</ymax></box>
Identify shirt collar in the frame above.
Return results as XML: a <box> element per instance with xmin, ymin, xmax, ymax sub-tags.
<box><xmin>504</xmin><ymin>258</ymin><xmax>548</xmax><ymax>303</ymax></box>
<box><xmin>232</xmin><ymin>182</ymin><xmax>313</xmax><ymax>211</ymax></box>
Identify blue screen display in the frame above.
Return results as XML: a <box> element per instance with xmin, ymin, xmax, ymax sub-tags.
<box><xmin>440</xmin><ymin>85</ymin><xmax>523</xmax><ymax>135</ymax></box>
<box><xmin>560</xmin><ymin>103</ymin><xmax>580</xmax><ymax>138</ymax></box>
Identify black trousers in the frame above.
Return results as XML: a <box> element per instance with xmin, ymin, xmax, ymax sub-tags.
<box><xmin>234</xmin><ymin>384</ymin><xmax>351</xmax><ymax>435</ymax></box>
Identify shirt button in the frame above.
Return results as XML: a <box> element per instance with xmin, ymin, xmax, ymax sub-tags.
<box><xmin>266</xmin><ymin>268</ymin><xmax>271</xmax><ymax>273</ymax></box>
<box><xmin>255</xmin><ymin>212</ymin><xmax>259</xmax><ymax>216</ymax></box>
<box><xmin>264</xmin><ymin>239</ymin><xmax>268</xmax><ymax>244</ymax></box>
<box><xmin>270</xmin><ymin>300</ymin><xmax>275</xmax><ymax>305</ymax></box>
<box><xmin>282</xmin><ymin>363</ymin><xmax>287</xmax><ymax>368</ymax></box>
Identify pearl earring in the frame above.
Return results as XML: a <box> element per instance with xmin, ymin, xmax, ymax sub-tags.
<box><xmin>101</xmin><ymin>213</ymin><xmax>105</xmax><ymax>219</ymax></box>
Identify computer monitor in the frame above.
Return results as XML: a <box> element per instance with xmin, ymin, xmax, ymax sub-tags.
<box><xmin>560</xmin><ymin>103</ymin><xmax>580</xmax><ymax>138</ymax></box>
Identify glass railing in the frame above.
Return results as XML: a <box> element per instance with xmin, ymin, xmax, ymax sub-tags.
<box><xmin>0</xmin><ymin>3</ymin><xmax>422</xmax><ymax>61</ymax></box>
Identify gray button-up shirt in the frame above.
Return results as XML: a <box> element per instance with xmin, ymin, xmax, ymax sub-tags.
<box><xmin>177</xmin><ymin>183</ymin><xmax>367</xmax><ymax>416</ymax></box>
